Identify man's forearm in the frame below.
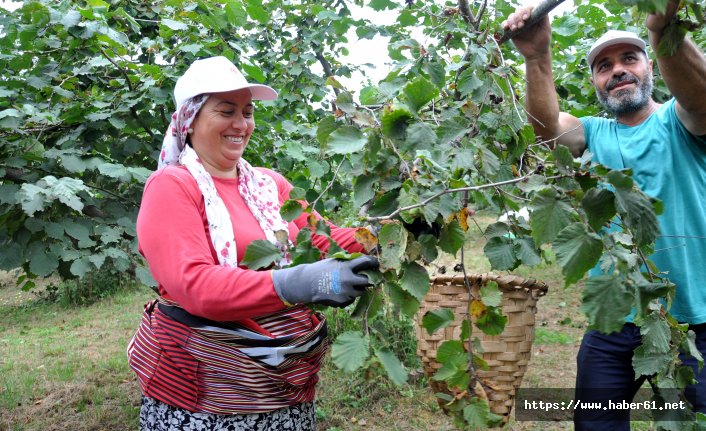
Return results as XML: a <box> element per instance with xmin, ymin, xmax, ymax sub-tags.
<box><xmin>525</xmin><ymin>52</ymin><xmax>561</xmax><ymax>142</ymax></box>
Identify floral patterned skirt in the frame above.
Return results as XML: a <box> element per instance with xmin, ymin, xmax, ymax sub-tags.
<box><xmin>139</xmin><ymin>396</ymin><xmax>316</xmax><ymax>431</ymax></box>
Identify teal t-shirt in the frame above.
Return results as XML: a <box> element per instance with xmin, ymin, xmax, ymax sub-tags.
<box><xmin>580</xmin><ymin>99</ymin><xmax>706</xmax><ymax>324</ymax></box>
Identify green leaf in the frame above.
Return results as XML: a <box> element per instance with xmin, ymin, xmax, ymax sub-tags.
<box><xmin>161</xmin><ymin>18</ymin><xmax>188</xmax><ymax>30</ymax></box>
<box><xmin>608</xmin><ymin>171</ymin><xmax>660</xmax><ymax>246</ymax></box>
<box><xmin>438</xmin><ymin>220</ymin><xmax>465</xmax><ymax>256</ymax></box>
<box><xmin>368</xmin><ymin>190</ymin><xmax>399</xmax><ymax>218</ymax></box>
<box><xmin>457</xmin><ymin>68</ymin><xmax>484</xmax><ymax>96</ymax></box>
<box><xmin>632</xmin><ymin>343</ymin><xmax>671</xmax><ymax>376</ymax></box>
<box><xmin>353</xmin><ymin>175</ymin><xmax>376</xmax><ymax>207</ymax></box>
<box><xmin>475</xmin><ymin>306</ymin><xmax>507</xmax><ymax>335</ymax></box>
<box><xmin>359</xmin><ymin>86</ymin><xmax>386</xmax><ymax>105</ymax></box>
<box><xmin>553</xmin><ymin>14</ymin><xmax>579</xmax><ymax>36</ymax></box>
<box><xmin>280</xmin><ymin>199</ymin><xmax>303</xmax><ymax>222</ymax></box>
<box><xmin>0</xmin><ymin>243</ymin><xmax>23</xmax><ymax>271</ymax></box>
<box><xmin>436</xmin><ymin>117</ymin><xmax>467</xmax><ymax>146</ymax></box>
<box><xmin>418</xmin><ymin>234</ymin><xmax>438</xmax><ymax>262</ymax></box>
<box><xmin>368</xmin><ymin>0</ymin><xmax>397</xmax><ymax>10</ymax></box>
<box><xmin>553</xmin><ymin>145</ymin><xmax>575</xmax><ymax>174</ymax></box>
<box><xmin>29</xmin><ymin>251</ymin><xmax>59</xmax><ymax>277</ymax></box>
<box><xmin>316</xmin><ymin>116</ymin><xmax>338</xmax><ymax>145</ymax></box>
<box><xmin>378</xmin><ymin>222</ymin><xmax>407</xmax><ymax>271</ymax></box>
<box><xmin>98</xmin><ymin>163</ymin><xmax>131</xmax><ymax>181</ymax></box>
<box><xmin>480</xmin><ymin>281</ymin><xmax>502</xmax><ymax>307</ymax></box>
<box><xmin>386</xmin><ymin>280</ymin><xmax>420</xmax><ymax>318</ymax></box>
<box><xmin>402</xmin><ymin>77</ymin><xmax>438</xmax><ymax>113</ymax></box>
<box><xmin>581</xmin><ymin>188</ymin><xmax>616</xmax><ymax>231</ymax></box>
<box><xmin>432</xmin><ymin>352</ymin><xmax>468</xmax><ymax>390</ymax></box>
<box><xmin>244</xmin><ymin>0</ymin><xmax>269</xmax><ymax>24</ymax></box>
<box><xmin>64</xmin><ymin>222</ymin><xmax>91</xmax><ymax>243</ymax></box>
<box><xmin>331</xmin><ymin>331</ymin><xmax>370</xmax><ymax>373</ymax></box>
<box><xmin>136</xmin><ymin>266</ymin><xmax>157</xmax><ymax>288</ymax></box>
<box><xmin>326</xmin><ymin>126</ymin><xmax>367</xmax><ymax>155</ymax></box>
<box><xmin>581</xmin><ymin>275</ymin><xmax>634</xmax><ymax>334</ymax></box>
<box><xmin>399</xmin><ymin>261</ymin><xmax>429</xmax><ymax>300</ymax></box>
<box><xmin>514</xmin><ymin>237</ymin><xmax>541</xmax><ymax>266</ymax></box>
<box><xmin>374</xmin><ymin>348</ymin><xmax>408</xmax><ymax>386</ymax></box>
<box><xmin>463</xmin><ymin>397</ymin><xmax>504</xmax><ymax>430</ymax></box>
<box><xmin>657</xmin><ymin>21</ymin><xmax>689</xmax><ymax>57</ymax></box>
<box><xmin>552</xmin><ymin>223</ymin><xmax>603</xmax><ymax>286</ymax></box>
<box><xmin>682</xmin><ymin>329</ymin><xmax>705</xmax><ymax>370</ymax></box>
<box><xmin>18</xmin><ymin>184</ymin><xmax>46</xmax><ymax>216</ymax></box>
<box><xmin>405</xmin><ymin>121</ymin><xmax>437</xmax><ymax>149</ymax></box>
<box><xmin>288</xmin><ymin>187</ymin><xmax>306</xmax><ymax>200</ymax></box>
<box><xmin>529</xmin><ymin>188</ymin><xmax>574</xmax><ymax>244</ymax></box>
<box><xmin>425</xmin><ymin>61</ymin><xmax>446</xmax><ymax>89</ymax></box>
<box><xmin>240</xmin><ymin>240</ymin><xmax>283</xmax><ymax>270</ymax></box>
<box><xmin>436</xmin><ymin>340</ymin><xmax>465</xmax><ymax>363</ymax></box>
<box><xmin>381</xmin><ymin>107</ymin><xmax>413</xmax><ymax>141</ymax></box>
<box><xmin>639</xmin><ymin>312</ymin><xmax>671</xmax><ymax>354</ymax></box>
<box><xmin>225</xmin><ymin>0</ymin><xmax>248</xmax><ymax>24</ymax></box>
<box><xmin>484</xmin><ymin>236</ymin><xmax>518</xmax><ymax>271</ymax></box>
<box><xmin>422</xmin><ymin>308</ymin><xmax>455</xmax><ymax>336</ymax></box>
<box><xmin>70</xmin><ymin>257</ymin><xmax>91</xmax><ymax>278</ymax></box>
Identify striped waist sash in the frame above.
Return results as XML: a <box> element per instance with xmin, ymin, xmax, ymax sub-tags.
<box><xmin>127</xmin><ymin>299</ymin><xmax>328</xmax><ymax>414</ymax></box>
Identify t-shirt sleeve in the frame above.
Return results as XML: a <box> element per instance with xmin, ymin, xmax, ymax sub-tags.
<box><xmin>579</xmin><ymin>116</ymin><xmax>594</xmax><ymax>152</ymax></box>
<box><xmin>136</xmin><ymin>168</ymin><xmax>286</xmax><ymax>321</ymax></box>
<box><xmin>261</xmin><ymin>168</ymin><xmax>365</xmax><ymax>254</ymax></box>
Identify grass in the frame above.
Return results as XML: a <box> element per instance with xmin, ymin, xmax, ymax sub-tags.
<box><xmin>0</xmin><ymin>212</ymin><xmax>657</xmax><ymax>430</ymax></box>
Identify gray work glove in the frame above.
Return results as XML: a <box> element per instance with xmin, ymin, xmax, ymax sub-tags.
<box><xmin>272</xmin><ymin>255</ymin><xmax>379</xmax><ymax>307</ymax></box>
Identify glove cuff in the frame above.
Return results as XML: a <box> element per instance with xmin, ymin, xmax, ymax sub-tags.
<box><xmin>271</xmin><ymin>270</ymin><xmax>294</xmax><ymax>307</ymax></box>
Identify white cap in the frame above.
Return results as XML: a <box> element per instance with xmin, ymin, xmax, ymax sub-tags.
<box><xmin>173</xmin><ymin>56</ymin><xmax>278</xmax><ymax>109</ymax></box>
<box><xmin>586</xmin><ymin>30</ymin><xmax>647</xmax><ymax>69</ymax></box>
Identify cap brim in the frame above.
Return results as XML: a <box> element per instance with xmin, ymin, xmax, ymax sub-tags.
<box><xmin>247</xmin><ymin>85</ymin><xmax>278</xmax><ymax>101</ymax></box>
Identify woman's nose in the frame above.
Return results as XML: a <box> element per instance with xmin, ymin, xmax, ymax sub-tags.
<box><xmin>231</xmin><ymin>115</ymin><xmax>246</xmax><ymax>129</ymax></box>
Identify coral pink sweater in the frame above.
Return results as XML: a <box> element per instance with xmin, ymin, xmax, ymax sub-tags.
<box><xmin>136</xmin><ymin>165</ymin><xmax>364</xmax><ymax>322</ymax></box>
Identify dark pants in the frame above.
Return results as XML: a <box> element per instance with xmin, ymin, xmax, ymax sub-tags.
<box><xmin>574</xmin><ymin>322</ymin><xmax>706</xmax><ymax>430</ymax></box>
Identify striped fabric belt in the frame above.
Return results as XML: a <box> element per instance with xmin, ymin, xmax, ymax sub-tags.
<box><xmin>127</xmin><ymin>299</ymin><xmax>328</xmax><ymax>415</ymax></box>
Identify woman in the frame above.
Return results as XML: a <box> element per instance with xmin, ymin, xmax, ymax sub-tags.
<box><xmin>128</xmin><ymin>56</ymin><xmax>377</xmax><ymax>431</ymax></box>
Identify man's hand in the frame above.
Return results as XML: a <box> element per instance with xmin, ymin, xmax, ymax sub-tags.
<box><xmin>501</xmin><ymin>6</ymin><xmax>552</xmax><ymax>60</ymax></box>
<box><xmin>646</xmin><ymin>0</ymin><xmax>680</xmax><ymax>33</ymax></box>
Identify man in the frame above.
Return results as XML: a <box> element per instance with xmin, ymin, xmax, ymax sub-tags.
<box><xmin>503</xmin><ymin>1</ymin><xmax>706</xmax><ymax>429</ymax></box>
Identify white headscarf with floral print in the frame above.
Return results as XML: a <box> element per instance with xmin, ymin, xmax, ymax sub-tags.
<box><xmin>159</xmin><ymin>95</ymin><xmax>290</xmax><ymax>267</ymax></box>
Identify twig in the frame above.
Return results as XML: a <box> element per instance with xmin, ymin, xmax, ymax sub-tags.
<box><xmin>367</xmin><ymin>171</ymin><xmax>562</xmax><ymax>221</ymax></box>
<box><xmin>389</xmin><ymin>140</ymin><xmax>412</xmax><ymax>178</ymax></box>
<box><xmin>458</xmin><ymin>0</ymin><xmax>474</xmax><ymax>26</ymax></box>
<box><xmin>314</xmin><ymin>50</ymin><xmax>340</xmax><ymax>98</ymax></box>
<box><xmin>473</xmin><ymin>0</ymin><xmax>488</xmax><ymax>26</ymax></box>
<box><xmin>100</xmin><ymin>47</ymin><xmax>133</xmax><ymax>92</ymax></box>
<box><xmin>459</xmin><ymin>247</ymin><xmax>478</xmax><ymax>388</ymax></box>
<box><xmin>309</xmin><ymin>158</ymin><xmax>345</xmax><ymax>212</ymax></box>
<box><xmin>498</xmin><ymin>0</ymin><xmax>567</xmax><ymax>45</ymax></box>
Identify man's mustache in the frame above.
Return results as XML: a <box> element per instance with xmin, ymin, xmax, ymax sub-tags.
<box><xmin>606</xmin><ymin>74</ymin><xmax>639</xmax><ymax>91</ymax></box>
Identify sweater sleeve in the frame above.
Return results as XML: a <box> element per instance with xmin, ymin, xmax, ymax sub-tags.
<box><xmin>260</xmin><ymin>168</ymin><xmax>366</xmax><ymax>255</ymax></box>
<box><xmin>136</xmin><ymin>168</ymin><xmax>286</xmax><ymax>321</ymax></box>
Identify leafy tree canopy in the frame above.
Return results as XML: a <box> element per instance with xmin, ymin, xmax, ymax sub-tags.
<box><xmin>1</xmin><ymin>0</ymin><xmax>704</xmax><ymax>428</ymax></box>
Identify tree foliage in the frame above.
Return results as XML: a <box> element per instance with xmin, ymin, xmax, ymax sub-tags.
<box><xmin>2</xmin><ymin>0</ymin><xmax>705</xmax><ymax>429</ymax></box>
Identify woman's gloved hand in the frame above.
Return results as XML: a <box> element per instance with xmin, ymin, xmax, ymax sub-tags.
<box><xmin>272</xmin><ymin>255</ymin><xmax>379</xmax><ymax>307</ymax></box>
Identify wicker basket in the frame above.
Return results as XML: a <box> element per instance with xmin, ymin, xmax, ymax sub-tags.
<box><xmin>415</xmin><ymin>273</ymin><xmax>548</xmax><ymax>425</ymax></box>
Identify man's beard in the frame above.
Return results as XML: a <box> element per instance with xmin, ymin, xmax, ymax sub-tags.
<box><xmin>596</xmin><ymin>72</ymin><xmax>653</xmax><ymax>116</ymax></box>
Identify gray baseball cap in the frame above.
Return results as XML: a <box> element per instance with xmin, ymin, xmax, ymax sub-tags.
<box><xmin>587</xmin><ymin>30</ymin><xmax>647</xmax><ymax>69</ymax></box>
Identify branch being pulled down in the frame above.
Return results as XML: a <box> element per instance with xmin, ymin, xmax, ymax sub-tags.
<box><xmin>498</xmin><ymin>0</ymin><xmax>566</xmax><ymax>44</ymax></box>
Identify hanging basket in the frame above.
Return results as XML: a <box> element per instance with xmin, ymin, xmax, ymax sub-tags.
<box><xmin>415</xmin><ymin>273</ymin><xmax>548</xmax><ymax>425</ymax></box>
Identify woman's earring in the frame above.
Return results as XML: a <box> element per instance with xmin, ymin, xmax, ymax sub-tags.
<box><xmin>187</xmin><ymin>128</ymin><xmax>194</xmax><ymax>134</ymax></box>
